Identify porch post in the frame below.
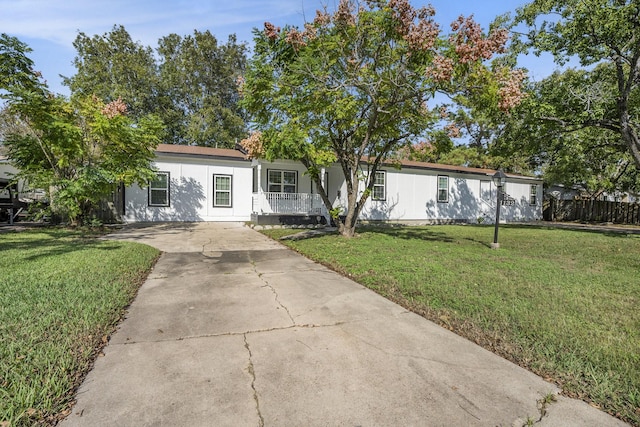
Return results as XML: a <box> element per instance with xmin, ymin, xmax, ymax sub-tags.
<box><xmin>320</xmin><ymin>167</ymin><xmax>331</xmax><ymax>225</ymax></box>
<box><xmin>256</xmin><ymin>161</ymin><xmax>262</xmax><ymax>213</ymax></box>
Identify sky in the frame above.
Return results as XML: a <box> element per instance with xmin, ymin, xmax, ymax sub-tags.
<box><xmin>0</xmin><ymin>0</ymin><xmax>558</xmax><ymax>96</ymax></box>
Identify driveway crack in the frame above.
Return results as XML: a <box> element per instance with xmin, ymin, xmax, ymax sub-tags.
<box><xmin>244</xmin><ymin>333</ymin><xmax>264</xmax><ymax>427</ymax></box>
<box><xmin>248</xmin><ymin>257</ymin><xmax>295</xmax><ymax>326</ymax></box>
<box><xmin>115</xmin><ymin>321</ymin><xmax>348</xmax><ymax>345</ymax></box>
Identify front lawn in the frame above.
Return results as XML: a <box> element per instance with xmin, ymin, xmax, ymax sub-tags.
<box><xmin>0</xmin><ymin>228</ymin><xmax>159</xmax><ymax>426</ymax></box>
<box><xmin>263</xmin><ymin>225</ymin><xmax>640</xmax><ymax>425</ymax></box>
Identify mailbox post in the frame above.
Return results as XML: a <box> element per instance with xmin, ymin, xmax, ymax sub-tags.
<box><xmin>491</xmin><ymin>169</ymin><xmax>507</xmax><ymax>249</ymax></box>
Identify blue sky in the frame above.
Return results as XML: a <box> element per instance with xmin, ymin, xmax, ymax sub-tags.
<box><xmin>1</xmin><ymin>0</ymin><xmax>557</xmax><ymax>95</ymax></box>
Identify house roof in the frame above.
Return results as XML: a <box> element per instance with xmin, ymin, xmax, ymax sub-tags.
<box><xmin>156</xmin><ymin>144</ymin><xmax>248</xmax><ymax>161</ymax></box>
<box><xmin>389</xmin><ymin>159</ymin><xmax>533</xmax><ymax>180</ymax></box>
<box><xmin>154</xmin><ymin>144</ymin><xmax>539</xmax><ymax>181</ymax></box>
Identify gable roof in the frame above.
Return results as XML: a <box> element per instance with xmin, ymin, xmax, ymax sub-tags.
<box><xmin>389</xmin><ymin>159</ymin><xmax>533</xmax><ymax>180</ymax></box>
<box><xmin>154</xmin><ymin>144</ymin><xmax>539</xmax><ymax>181</ymax></box>
<box><xmin>156</xmin><ymin>144</ymin><xmax>247</xmax><ymax>161</ymax></box>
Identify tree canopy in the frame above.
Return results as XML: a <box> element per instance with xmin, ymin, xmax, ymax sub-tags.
<box><xmin>514</xmin><ymin>0</ymin><xmax>640</xmax><ymax>171</ymax></box>
<box><xmin>1</xmin><ymin>33</ymin><xmax>163</xmax><ymax>225</ymax></box>
<box><xmin>63</xmin><ymin>25</ymin><xmax>159</xmax><ymax>121</ymax></box>
<box><xmin>64</xmin><ymin>26</ymin><xmax>247</xmax><ymax>148</ymax></box>
<box><xmin>241</xmin><ymin>0</ymin><xmax>526</xmax><ymax>236</ymax></box>
<box><xmin>157</xmin><ymin>30</ymin><xmax>247</xmax><ymax>146</ymax></box>
<box><xmin>493</xmin><ymin>66</ymin><xmax>640</xmax><ymax>198</ymax></box>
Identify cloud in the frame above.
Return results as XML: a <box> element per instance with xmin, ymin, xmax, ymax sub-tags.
<box><xmin>0</xmin><ymin>0</ymin><xmax>320</xmax><ymax>48</ymax></box>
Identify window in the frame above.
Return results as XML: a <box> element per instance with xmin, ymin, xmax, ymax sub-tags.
<box><xmin>268</xmin><ymin>170</ymin><xmax>297</xmax><ymax>193</ymax></box>
<box><xmin>437</xmin><ymin>175</ymin><xmax>449</xmax><ymax>203</ymax></box>
<box><xmin>530</xmin><ymin>184</ymin><xmax>538</xmax><ymax>205</ymax></box>
<box><xmin>214</xmin><ymin>174</ymin><xmax>232</xmax><ymax>207</ymax></box>
<box><xmin>480</xmin><ymin>180</ymin><xmax>492</xmax><ymax>201</ymax></box>
<box><xmin>372</xmin><ymin>171</ymin><xmax>386</xmax><ymax>201</ymax></box>
<box><xmin>148</xmin><ymin>172</ymin><xmax>170</xmax><ymax>207</ymax></box>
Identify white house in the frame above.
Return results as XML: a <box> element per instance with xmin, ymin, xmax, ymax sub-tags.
<box><xmin>123</xmin><ymin>144</ymin><xmax>543</xmax><ymax>224</ymax></box>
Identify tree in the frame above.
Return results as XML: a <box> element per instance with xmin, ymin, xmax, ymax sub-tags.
<box><xmin>157</xmin><ymin>31</ymin><xmax>247</xmax><ymax>147</ymax></box>
<box><xmin>241</xmin><ymin>0</ymin><xmax>526</xmax><ymax>237</ymax></box>
<box><xmin>493</xmin><ymin>67</ymin><xmax>640</xmax><ymax>198</ymax></box>
<box><xmin>0</xmin><ymin>33</ymin><xmax>41</xmax><ymax>92</ymax></box>
<box><xmin>63</xmin><ymin>25</ymin><xmax>159</xmax><ymax>121</ymax></box>
<box><xmin>1</xmin><ymin>34</ymin><xmax>163</xmax><ymax>225</ymax></box>
<box><xmin>64</xmin><ymin>26</ymin><xmax>248</xmax><ymax>148</ymax></box>
<box><xmin>514</xmin><ymin>0</ymin><xmax>640</xmax><ymax>170</ymax></box>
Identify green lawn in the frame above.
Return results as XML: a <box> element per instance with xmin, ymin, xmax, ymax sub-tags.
<box><xmin>263</xmin><ymin>224</ymin><xmax>640</xmax><ymax>425</ymax></box>
<box><xmin>0</xmin><ymin>228</ymin><xmax>160</xmax><ymax>426</ymax></box>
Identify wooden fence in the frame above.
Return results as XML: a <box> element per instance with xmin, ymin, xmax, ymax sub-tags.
<box><xmin>544</xmin><ymin>199</ymin><xmax>640</xmax><ymax>225</ymax></box>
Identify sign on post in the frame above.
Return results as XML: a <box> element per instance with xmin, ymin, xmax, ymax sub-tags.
<box><xmin>501</xmin><ymin>192</ymin><xmax>516</xmax><ymax>206</ymax></box>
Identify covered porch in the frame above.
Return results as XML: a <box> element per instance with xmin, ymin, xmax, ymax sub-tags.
<box><xmin>250</xmin><ymin>160</ymin><xmax>330</xmax><ymax>225</ymax></box>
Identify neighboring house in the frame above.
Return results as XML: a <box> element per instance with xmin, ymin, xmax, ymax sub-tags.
<box><xmin>1</xmin><ymin>155</ymin><xmax>40</xmax><ymax>223</ymax></box>
<box><xmin>546</xmin><ymin>184</ymin><xmax>638</xmax><ymax>203</ymax></box>
<box><xmin>123</xmin><ymin>144</ymin><xmax>543</xmax><ymax>224</ymax></box>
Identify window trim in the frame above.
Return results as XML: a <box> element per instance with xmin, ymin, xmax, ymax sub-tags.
<box><xmin>213</xmin><ymin>174</ymin><xmax>232</xmax><ymax>208</ymax></box>
<box><xmin>148</xmin><ymin>171</ymin><xmax>170</xmax><ymax>207</ymax></box>
<box><xmin>371</xmin><ymin>170</ymin><xmax>386</xmax><ymax>201</ymax></box>
<box><xmin>530</xmin><ymin>184</ymin><xmax>538</xmax><ymax>206</ymax></box>
<box><xmin>267</xmin><ymin>169</ymin><xmax>298</xmax><ymax>193</ymax></box>
<box><xmin>437</xmin><ymin>175</ymin><xmax>449</xmax><ymax>203</ymax></box>
<box><xmin>480</xmin><ymin>180</ymin><xmax>492</xmax><ymax>202</ymax></box>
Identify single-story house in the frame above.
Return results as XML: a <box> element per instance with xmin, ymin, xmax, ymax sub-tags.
<box><xmin>122</xmin><ymin>144</ymin><xmax>542</xmax><ymax>224</ymax></box>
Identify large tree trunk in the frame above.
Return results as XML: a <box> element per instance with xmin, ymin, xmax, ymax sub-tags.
<box><xmin>619</xmin><ymin>109</ymin><xmax>640</xmax><ymax>170</ymax></box>
<box><xmin>337</xmin><ymin>160</ymin><xmax>364</xmax><ymax>238</ymax></box>
<box><xmin>340</xmin><ymin>189</ymin><xmax>359</xmax><ymax>237</ymax></box>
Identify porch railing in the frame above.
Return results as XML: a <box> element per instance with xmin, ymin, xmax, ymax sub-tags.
<box><xmin>252</xmin><ymin>192</ymin><xmax>326</xmax><ymax>216</ymax></box>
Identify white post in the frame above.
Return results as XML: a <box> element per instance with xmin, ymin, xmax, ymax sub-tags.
<box><xmin>256</xmin><ymin>161</ymin><xmax>263</xmax><ymax>213</ymax></box>
<box><xmin>320</xmin><ymin>167</ymin><xmax>331</xmax><ymax>225</ymax></box>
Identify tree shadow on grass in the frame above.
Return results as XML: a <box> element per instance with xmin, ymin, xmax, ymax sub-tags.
<box><xmin>357</xmin><ymin>224</ymin><xmax>455</xmax><ymax>243</ymax></box>
<box><xmin>498</xmin><ymin>222</ymin><xmax>640</xmax><ymax>238</ymax></box>
<box><xmin>1</xmin><ymin>228</ymin><xmax>127</xmax><ymax>261</ymax></box>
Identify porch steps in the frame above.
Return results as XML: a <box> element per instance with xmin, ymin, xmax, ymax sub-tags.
<box><xmin>250</xmin><ymin>213</ymin><xmax>328</xmax><ymax>226</ymax></box>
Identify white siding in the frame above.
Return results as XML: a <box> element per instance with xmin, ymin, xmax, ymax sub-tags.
<box><xmin>123</xmin><ymin>152</ymin><xmax>542</xmax><ymax>223</ymax></box>
<box><xmin>123</xmin><ymin>154</ymin><xmax>253</xmax><ymax>222</ymax></box>
<box><xmin>329</xmin><ymin>166</ymin><xmax>542</xmax><ymax>223</ymax></box>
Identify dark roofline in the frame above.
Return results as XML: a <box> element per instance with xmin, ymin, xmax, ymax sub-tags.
<box><xmin>378</xmin><ymin>158</ymin><xmax>540</xmax><ymax>181</ymax></box>
<box><xmin>155</xmin><ymin>144</ymin><xmax>248</xmax><ymax>161</ymax></box>
<box><xmin>153</xmin><ymin>144</ymin><xmax>540</xmax><ymax>181</ymax></box>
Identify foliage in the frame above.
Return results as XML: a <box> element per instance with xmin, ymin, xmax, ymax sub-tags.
<box><xmin>241</xmin><ymin>0</ymin><xmax>526</xmax><ymax>237</ymax></box>
<box><xmin>494</xmin><ymin>66</ymin><xmax>640</xmax><ymax>197</ymax></box>
<box><xmin>63</xmin><ymin>25</ymin><xmax>247</xmax><ymax>148</ymax></box>
<box><xmin>63</xmin><ymin>25</ymin><xmax>158</xmax><ymax>121</ymax></box>
<box><xmin>0</xmin><ymin>229</ymin><xmax>159</xmax><ymax>426</ymax></box>
<box><xmin>157</xmin><ymin>31</ymin><xmax>247</xmax><ymax>147</ymax></box>
<box><xmin>263</xmin><ymin>225</ymin><xmax>640</xmax><ymax>425</ymax></box>
<box><xmin>513</xmin><ymin>0</ymin><xmax>640</xmax><ymax>171</ymax></box>
<box><xmin>0</xmin><ymin>33</ymin><xmax>40</xmax><ymax>92</ymax></box>
<box><xmin>1</xmin><ymin>34</ymin><xmax>163</xmax><ymax>225</ymax></box>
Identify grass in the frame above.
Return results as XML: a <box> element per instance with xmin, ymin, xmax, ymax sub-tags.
<box><xmin>263</xmin><ymin>224</ymin><xmax>640</xmax><ymax>425</ymax></box>
<box><xmin>0</xmin><ymin>228</ymin><xmax>160</xmax><ymax>426</ymax></box>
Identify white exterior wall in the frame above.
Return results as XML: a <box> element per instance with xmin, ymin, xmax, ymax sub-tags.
<box><xmin>123</xmin><ymin>154</ymin><xmax>253</xmax><ymax>222</ymax></box>
<box><xmin>331</xmin><ymin>166</ymin><xmax>542</xmax><ymax>223</ymax></box>
<box><xmin>122</xmin><ymin>152</ymin><xmax>542</xmax><ymax>223</ymax></box>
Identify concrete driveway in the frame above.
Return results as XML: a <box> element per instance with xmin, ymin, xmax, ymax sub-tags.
<box><xmin>60</xmin><ymin>222</ymin><xmax>628</xmax><ymax>426</ymax></box>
